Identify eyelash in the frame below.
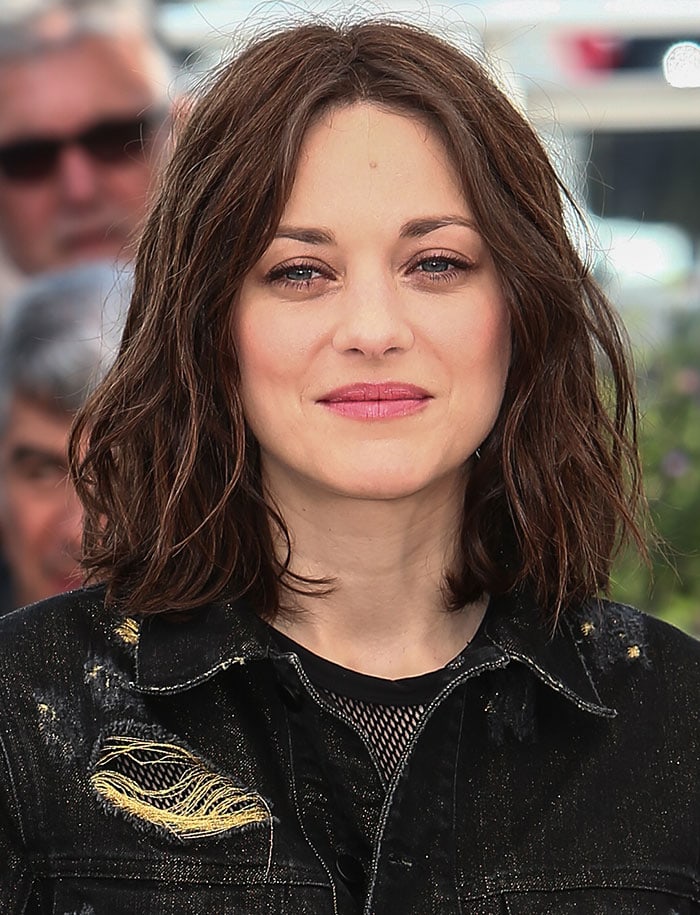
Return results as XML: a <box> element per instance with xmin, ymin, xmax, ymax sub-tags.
<box><xmin>406</xmin><ymin>251</ymin><xmax>474</xmax><ymax>283</ymax></box>
<box><xmin>266</xmin><ymin>261</ymin><xmax>331</xmax><ymax>290</ymax></box>
<box><xmin>264</xmin><ymin>251</ymin><xmax>474</xmax><ymax>290</ymax></box>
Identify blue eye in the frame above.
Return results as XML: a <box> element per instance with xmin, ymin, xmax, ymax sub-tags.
<box><xmin>266</xmin><ymin>262</ymin><xmax>329</xmax><ymax>288</ymax></box>
<box><xmin>419</xmin><ymin>258</ymin><xmax>452</xmax><ymax>273</ymax></box>
<box><xmin>284</xmin><ymin>266</ymin><xmax>317</xmax><ymax>282</ymax></box>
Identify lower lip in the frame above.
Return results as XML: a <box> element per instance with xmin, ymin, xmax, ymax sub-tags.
<box><xmin>70</xmin><ymin>235</ymin><xmax>111</xmax><ymax>250</ymax></box>
<box><xmin>64</xmin><ymin>230</ymin><xmax>116</xmax><ymax>252</ymax></box>
<box><xmin>321</xmin><ymin>398</ymin><xmax>429</xmax><ymax>419</ymax></box>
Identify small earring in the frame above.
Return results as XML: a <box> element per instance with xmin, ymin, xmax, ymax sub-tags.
<box><xmin>474</xmin><ymin>447</ymin><xmax>482</xmax><ymax>460</ymax></box>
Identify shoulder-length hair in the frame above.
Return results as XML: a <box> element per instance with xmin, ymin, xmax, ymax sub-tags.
<box><xmin>71</xmin><ymin>19</ymin><xmax>646</xmax><ymax>621</ymax></box>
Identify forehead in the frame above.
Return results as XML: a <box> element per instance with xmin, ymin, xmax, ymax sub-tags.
<box><xmin>302</xmin><ymin>103</ymin><xmax>452</xmax><ymax>168</ymax></box>
<box><xmin>1</xmin><ymin>395</ymin><xmax>73</xmax><ymax>449</ymax></box>
<box><xmin>284</xmin><ymin>103</ymin><xmax>468</xmax><ymax>222</ymax></box>
<box><xmin>0</xmin><ymin>35</ymin><xmax>160</xmax><ymax>143</ymax></box>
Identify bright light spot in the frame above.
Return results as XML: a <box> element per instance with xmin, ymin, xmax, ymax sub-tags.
<box><xmin>591</xmin><ymin>217</ymin><xmax>694</xmax><ymax>289</ymax></box>
<box><xmin>663</xmin><ymin>42</ymin><xmax>700</xmax><ymax>88</ymax></box>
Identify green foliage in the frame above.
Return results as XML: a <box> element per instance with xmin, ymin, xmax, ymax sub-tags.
<box><xmin>611</xmin><ymin>310</ymin><xmax>700</xmax><ymax>635</ymax></box>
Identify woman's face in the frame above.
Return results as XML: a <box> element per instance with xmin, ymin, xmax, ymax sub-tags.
<box><xmin>234</xmin><ymin>103</ymin><xmax>511</xmax><ymax>505</ymax></box>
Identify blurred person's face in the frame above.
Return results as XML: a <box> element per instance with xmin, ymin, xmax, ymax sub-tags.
<box><xmin>0</xmin><ymin>396</ymin><xmax>83</xmax><ymax>606</ymax></box>
<box><xmin>0</xmin><ymin>35</ymin><xmax>168</xmax><ymax>274</ymax></box>
<box><xmin>235</xmin><ymin>103</ymin><xmax>511</xmax><ymax>506</ymax></box>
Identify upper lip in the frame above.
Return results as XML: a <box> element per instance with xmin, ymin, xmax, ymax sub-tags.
<box><xmin>63</xmin><ymin>228</ymin><xmax>112</xmax><ymax>247</ymax></box>
<box><xmin>318</xmin><ymin>383</ymin><xmax>432</xmax><ymax>402</ymax></box>
<box><xmin>59</xmin><ymin>218</ymin><xmax>121</xmax><ymax>246</ymax></box>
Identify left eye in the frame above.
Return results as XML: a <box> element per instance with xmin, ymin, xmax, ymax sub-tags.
<box><xmin>418</xmin><ymin>257</ymin><xmax>452</xmax><ymax>273</ymax></box>
<box><xmin>283</xmin><ymin>266</ymin><xmax>318</xmax><ymax>282</ymax></box>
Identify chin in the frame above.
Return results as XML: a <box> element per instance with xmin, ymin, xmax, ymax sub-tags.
<box><xmin>68</xmin><ymin>243</ymin><xmax>125</xmax><ymax>266</ymax></box>
<box><xmin>325</xmin><ymin>468</ymin><xmax>461</xmax><ymax>503</ymax></box>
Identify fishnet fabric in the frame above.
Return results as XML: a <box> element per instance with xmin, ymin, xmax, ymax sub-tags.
<box><xmin>103</xmin><ymin>751</ymin><xmax>189</xmax><ymax>810</ymax></box>
<box><xmin>326</xmin><ymin>690</ymin><xmax>425</xmax><ymax>782</ymax></box>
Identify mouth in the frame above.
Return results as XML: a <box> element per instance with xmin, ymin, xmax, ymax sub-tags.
<box><xmin>59</xmin><ymin>219</ymin><xmax>127</xmax><ymax>253</ymax></box>
<box><xmin>63</xmin><ymin>228</ymin><xmax>113</xmax><ymax>249</ymax></box>
<box><xmin>317</xmin><ymin>382</ymin><xmax>432</xmax><ymax>420</ymax></box>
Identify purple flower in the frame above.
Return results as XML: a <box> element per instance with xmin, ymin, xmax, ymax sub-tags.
<box><xmin>661</xmin><ymin>449</ymin><xmax>691</xmax><ymax>479</ymax></box>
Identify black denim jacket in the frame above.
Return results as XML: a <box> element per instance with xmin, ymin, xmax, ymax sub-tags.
<box><xmin>0</xmin><ymin>586</ymin><xmax>698</xmax><ymax>914</ymax></box>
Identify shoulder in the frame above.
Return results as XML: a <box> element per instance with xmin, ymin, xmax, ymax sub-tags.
<box><xmin>0</xmin><ymin>586</ymin><xmax>138</xmax><ymax>718</ymax></box>
<box><xmin>570</xmin><ymin>597</ymin><xmax>700</xmax><ymax>665</ymax></box>
<box><xmin>0</xmin><ymin>585</ymin><xmax>143</xmax><ymax>785</ymax></box>
<box><xmin>0</xmin><ymin>585</ymin><xmax>111</xmax><ymax>660</ymax></box>
<box><xmin>569</xmin><ymin>598</ymin><xmax>700</xmax><ymax>717</ymax></box>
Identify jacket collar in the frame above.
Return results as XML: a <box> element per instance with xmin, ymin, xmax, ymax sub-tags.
<box><xmin>134</xmin><ymin>597</ymin><xmax>273</xmax><ymax>694</ymax></box>
<box><xmin>483</xmin><ymin>592</ymin><xmax>615</xmax><ymax>717</ymax></box>
<box><xmin>132</xmin><ymin>591</ymin><xmax>615</xmax><ymax>717</ymax></box>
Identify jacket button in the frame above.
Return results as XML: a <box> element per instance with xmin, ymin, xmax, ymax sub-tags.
<box><xmin>276</xmin><ymin>681</ymin><xmax>304</xmax><ymax>711</ymax></box>
<box><xmin>335</xmin><ymin>853</ymin><xmax>364</xmax><ymax>886</ymax></box>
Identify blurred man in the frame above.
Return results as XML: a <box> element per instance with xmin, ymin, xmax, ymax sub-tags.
<box><xmin>0</xmin><ymin>0</ymin><xmax>172</xmax><ymax>275</ymax></box>
<box><xmin>0</xmin><ymin>261</ymin><xmax>130</xmax><ymax>611</ymax></box>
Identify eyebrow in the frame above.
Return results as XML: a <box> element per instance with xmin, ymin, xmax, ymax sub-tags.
<box><xmin>399</xmin><ymin>216</ymin><xmax>478</xmax><ymax>238</ymax></box>
<box><xmin>274</xmin><ymin>215</ymin><xmax>478</xmax><ymax>246</ymax></box>
<box><xmin>8</xmin><ymin>445</ymin><xmax>66</xmax><ymax>467</ymax></box>
<box><xmin>274</xmin><ymin>226</ymin><xmax>335</xmax><ymax>244</ymax></box>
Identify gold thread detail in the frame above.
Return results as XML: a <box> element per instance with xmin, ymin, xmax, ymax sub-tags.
<box><xmin>90</xmin><ymin>737</ymin><xmax>269</xmax><ymax>839</ymax></box>
<box><xmin>114</xmin><ymin>618</ymin><xmax>140</xmax><ymax>646</ymax></box>
<box><xmin>626</xmin><ymin>645</ymin><xmax>641</xmax><ymax>660</ymax></box>
<box><xmin>581</xmin><ymin>621</ymin><xmax>595</xmax><ymax>636</ymax></box>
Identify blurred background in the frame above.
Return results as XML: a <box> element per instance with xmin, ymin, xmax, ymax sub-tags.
<box><xmin>2</xmin><ymin>0</ymin><xmax>699</xmax><ymax>632</ymax></box>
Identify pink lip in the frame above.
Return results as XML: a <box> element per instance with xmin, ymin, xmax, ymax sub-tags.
<box><xmin>318</xmin><ymin>383</ymin><xmax>432</xmax><ymax>420</ymax></box>
<box><xmin>65</xmin><ymin>231</ymin><xmax>112</xmax><ymax>250</ymax></box>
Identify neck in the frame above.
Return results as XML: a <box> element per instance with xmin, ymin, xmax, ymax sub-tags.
<box><xmin>268</xmin><ymin>473</ymin><xmax>486</xmax><ymax>678</ymax></box>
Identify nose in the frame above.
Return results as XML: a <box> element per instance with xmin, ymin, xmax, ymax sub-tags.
<box><xmin>332</xmin><ymin>273</ymin><xmax>414</xmax><ymax>358</ymax></box>
<box><xmin>55</xmin><ymin>143</ymin><xmax>100</xmax><ymax>204</ymax></box>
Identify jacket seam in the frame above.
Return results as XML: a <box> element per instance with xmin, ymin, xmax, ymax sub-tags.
<box><xmin>364</xmin><ymin>654</ymin><xmax>510</xmax><ymax>913</ymax></box>
<box><xmin>283</xmin><ymin>703</ymin><xmax>340</xmax><ymax>915</ymax></box>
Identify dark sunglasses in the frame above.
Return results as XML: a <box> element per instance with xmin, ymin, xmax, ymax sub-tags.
<box><xmin>0</xmin><ymin>113</ymin><xmax>164</xmax><ymax>183</ymax></box>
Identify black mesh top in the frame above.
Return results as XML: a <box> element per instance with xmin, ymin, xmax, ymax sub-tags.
<box><xmin>270</xmin><ymin>629</ymin><xmax>467</xmax><ymax>784</ymax></box>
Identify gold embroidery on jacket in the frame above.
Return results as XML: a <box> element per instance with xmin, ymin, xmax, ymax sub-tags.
<box><xmin>90</xmin><ymin>736</ymin><xmax>270</xmax><ymax>839</ymax></box>
<box><xmin>114</xmin><ymin>618</ymin><xmax>140</xmax><ymax>646</ymax></box>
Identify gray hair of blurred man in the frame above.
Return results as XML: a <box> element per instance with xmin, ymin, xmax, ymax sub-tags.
<box><xmin>0</xmin><ymin>261</ymin><xmax>131</xmax><ymax>433</ymax></box>
<box><xmin>0</xmin><ymin>0</ymin><xmax>173</xmax><ymax>95</ymax></box>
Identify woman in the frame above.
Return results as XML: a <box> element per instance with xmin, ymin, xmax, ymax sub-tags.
<box><xmin>0</xmin><ymin>19</ymin><xmax>697</xmax><ymax>914</ymax></box>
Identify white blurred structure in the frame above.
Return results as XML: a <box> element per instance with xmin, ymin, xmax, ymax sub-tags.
<box><xmin>663</xmin><ymin>40</ymin><xmax>700</xmax><ymax>88</ymax></box>
<box><xmin>156</xmin><ymin>0</ymin><xmax>700</xmax><ymax>319</ymax></box>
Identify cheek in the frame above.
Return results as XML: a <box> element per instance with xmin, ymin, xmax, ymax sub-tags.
<box><xmin>238</xmin><ymin>323</ymin><xmax>278</xmax><ymax>375</ymax></box>
<box><xmin>488</xmin><ymin>309</ymin><xmax>512</xmax><ymax>383</ymax></box>
<box><xmin>0</xmin><ymin>488</ymin><xmax>46</xmax><ymax>561</ymax></box>
<box><xmin>235</xmin><ymin>321</ymin><xmax>286</xmax><ymax>405</ymax></box>
<box><xmin>448</xmin><ymin>301</ymin><xmax>511</xmax><ymax>376</ymax></box>
<box><xmin>234</xmin><ymin>322</ymin><xmax>296</xmax><ymax>441</ymax></box>
<box><xmin>0</xmin><ymin>186</ymin><xmax>50</xmax><ymax>239</ymax></box>
<box><xmin>235</xmin><ymin>310</ymin><xmax>315</xmax><ymax>400</ymax></box>
<box><xmin>108</xmin><ymin>162</ymin><xmax>154</xmax><ymax>208</ymax></box>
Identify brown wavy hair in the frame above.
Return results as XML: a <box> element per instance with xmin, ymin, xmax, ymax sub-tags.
<box><xmin>70</xmin><ymin>19</ymin><xmax>646</xmax><ymax>620</ymax></box>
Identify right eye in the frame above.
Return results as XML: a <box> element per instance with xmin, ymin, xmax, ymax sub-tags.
<box><xmin>278</xmin><ymin>265</ymin><xmax>319</xmax><ymax>284</ymax></box>
<box><xmin>14</xmin><ymin>458</ymin><xmax>67</xmax><ymax>486</ymax></box>
<box><xmin>265</xmin><ymin>260</ymin><xmax>333</xmax><ymax>291</ymax></box>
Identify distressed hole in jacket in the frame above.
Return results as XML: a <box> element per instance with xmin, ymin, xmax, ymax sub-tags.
<box><xmin>90</xmin><ymin>732</ymin><xmax>271</xmax><ymax>841</ymax></box>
